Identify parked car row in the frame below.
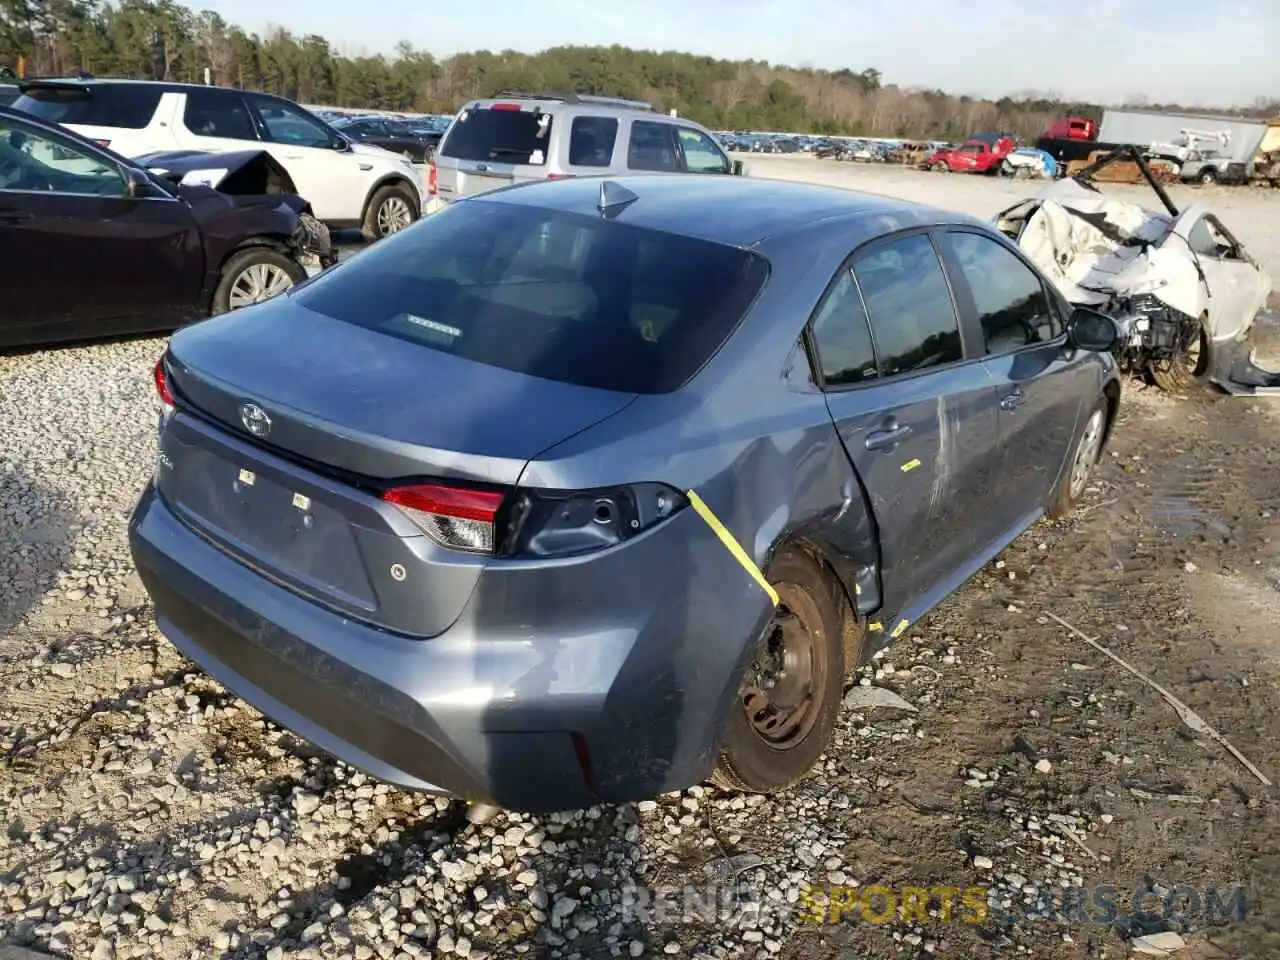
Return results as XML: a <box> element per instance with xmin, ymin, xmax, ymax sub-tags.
<box><xmin>11</xmin><ymin>79</ymin><xmax>426</xmax><ymax>240</ymax></box>
<box><xmin>0</xmin><ymin>104</ymin><xmax>334</xmax><ymax>349</ymax></box>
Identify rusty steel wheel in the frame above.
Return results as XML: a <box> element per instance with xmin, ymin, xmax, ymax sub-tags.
<box><xmin>711</xmin><ymin>545</ymin><xmax>846</xmax><ymax>794</ymax></box>
<box><xmin>740</xmin><ymin>584</ymin><xmax>830</xmax><ymax>750</ymax></box>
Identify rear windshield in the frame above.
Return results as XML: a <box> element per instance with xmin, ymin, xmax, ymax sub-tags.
<box><xmin>292</xmin><ymin>200</ymin><xmax>768</xmax><ymax>394</ymax></box>
<box><xmin>14</xmin><ymin>85</ymin><xmax>162</xmax><ymax>129</ymax></box>
<box><xmin>439</xmin><ymin>106</ymin><xmax>550</xmax><ymax>166</ymax></box>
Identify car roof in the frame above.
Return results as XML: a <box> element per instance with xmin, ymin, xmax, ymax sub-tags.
<box><xmin>474</xmin><ymin>174</ymin><xmax>976</xmax><ymax>248</ymax></box>
<box><xmin>17</xmin><ymin>78</ymin><xmax>287</xmax><ymax>100</ymax></box>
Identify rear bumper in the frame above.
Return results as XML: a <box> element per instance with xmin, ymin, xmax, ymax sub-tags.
<box><xmin>1207</xmin><ymin>335</ymin><xmax>1280</xmax><ymax>396</ymax></box>
<box><xmin>129</xmin><ymin>482</ymin><xmax>773</xmax><ymax>812</ymax></box>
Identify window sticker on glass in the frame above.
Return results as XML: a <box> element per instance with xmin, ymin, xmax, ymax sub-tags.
<box><xmin>404</xmin><ymin>315</ymin><xmax>462</xmax><ymax>338</ymax></box>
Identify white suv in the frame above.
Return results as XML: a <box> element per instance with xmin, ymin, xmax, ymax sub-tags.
<box><xmin>13</xmin><ymin>79</ymin><xmax>425</xmax><ymax>240</ymax></box>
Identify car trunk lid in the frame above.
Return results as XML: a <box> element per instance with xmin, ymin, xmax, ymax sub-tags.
<box><xmin>160</xmin><ymin>297</ymin><xmax>637</xmax><ymax>636</ymax></box>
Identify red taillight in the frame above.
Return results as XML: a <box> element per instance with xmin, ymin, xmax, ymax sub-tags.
<box><xmin>428</xmin><ymin>164</ymin><xmax>438</xmax><ymax>196</ymax></box>
<box><xmin>488</xmin><ymin>103</ymin><xmax>521</xmax><ymax>112</ymax></box>
<box><xmin>546</xmin><ymin>173</ymin><xmax>574</xmax><ymax>180</ymax></box>
<box><xmin>382</xmin><ymin>484</ymin><xmax>505</xmax><ymax>554</ymax></box>
<box><xmin>153</xmin><ymin>357</ymin><xmax>175</xmax><ymax>410</ymax></box>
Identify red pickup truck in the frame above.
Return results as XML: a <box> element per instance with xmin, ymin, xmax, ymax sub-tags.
<box><xmin>924</xmin><ymin>136</ymin><xmax>1015</xmax><ymax>173</ymax></box>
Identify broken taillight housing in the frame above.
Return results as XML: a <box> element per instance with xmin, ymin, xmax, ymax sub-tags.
<box><xmin>382</xmin><ymin>483</ymin><xmax>505</xmax><ymax>554</ymax></box>
<box><xmin>380</xmin><ymin>482</ymin><xmax>686</xmax><ymax>558</ymax></box>
<box><xmin>500</xmin><ymin>483</ymin><xmax>685</xmax><ymax>559</ymax></box>
<box><xmin>153</xmin><ymin>356</ymin><xmax>175</xmax><ymax>415</ymax></box>
<box><xmin>427</xmin><ymin>165</ymin><xmax>438</xmax><ymax>196</ymax></box>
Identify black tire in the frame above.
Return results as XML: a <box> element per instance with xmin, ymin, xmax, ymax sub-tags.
<box><xmin>211</xmin><ymin>247</ymin><xmax>306</xmax><ymax>316</ymax></box>
<box><xmin>1150</xmin><ymin>317</ymin><xmax>1208</xmax><ymax>392</ymax></box>
<box><xmin>1048</xmin><ymin>398</ymin><xmax>1109</xmax><ymax>518</ymax></box>
<box><xmin>1199</xmin><ymin>168</ymin><xmax>1218</xmax><ymax>185</ymax></box>
<box><xmin>361</xmin><ymin>182</ymin><xmax>419</xmax><ymax>242</ymax></box>
<box><xmin>931</xmin><ymin>162</ymin><xmax>949</xmax><ymax>173</ymax></box>
<box><xmin>711</xmin><ymin>546</ymin><xmax>847</xmax><ymax>794</ymax></box>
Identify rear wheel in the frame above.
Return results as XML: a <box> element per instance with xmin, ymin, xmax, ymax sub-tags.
<box><xmin>212</xmin><ymin>248</ymin><xmax>305</xmax><ymax>316</ymax></box>
<box><xmin>711</xmin><ymin>546</ymin><xmax>846</xmax><ymax>794</ymax></box>
<box><xmin>361</xmin><ymin>183</ymin><xmax>419</xmax><ymax>242</ymax></box>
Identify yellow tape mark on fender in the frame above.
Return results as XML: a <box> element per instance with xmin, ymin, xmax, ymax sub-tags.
<box><xmin>900</xmin><ymin>458</ymin><xmax>922</xmax><ymax>473</ymax></box>
<box><xmin>868</xmin><ymin>621</ymin><xmax>884</xmax><ymax>633</ymax></box>
<box><xmin>686</xmin><ymin>490</ymin><xmax>780</xmax><ymax>607</ymax></box>
<box><xmin>891</xmin><ymin>619</ymin><xmax>910</xmax><ymax>638</ymax></box>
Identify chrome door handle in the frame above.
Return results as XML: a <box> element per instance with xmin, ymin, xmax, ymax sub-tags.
<box><xmin>999</xmin><ymin>389</ymin><xmax>1027</xmax><ymax>411</ymax></box>
<box><xmin>865</xmin><ymin>424</ymin><xmax>912</xmax><ymax>451</ymax></box>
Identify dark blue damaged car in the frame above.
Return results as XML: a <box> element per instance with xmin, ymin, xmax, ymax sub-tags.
<box><xmin>129</xmin><ymin>174</ymin><xmax>1122</xmax><ymax>813</ymax></box>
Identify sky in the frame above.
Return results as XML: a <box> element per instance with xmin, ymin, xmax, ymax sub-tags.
<box><xmin>195</xmin><ymin>0</ymin><xmax>1279</xmax><ymax>106</ymax></box>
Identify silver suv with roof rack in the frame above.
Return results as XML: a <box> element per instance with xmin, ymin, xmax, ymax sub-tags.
<box><xmin>429</xmin><ymin>91</ymin><xmax>745</xmax><ymax>204</ymax></box>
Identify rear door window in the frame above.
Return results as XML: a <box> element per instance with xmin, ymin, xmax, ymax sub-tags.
<box><xmin>628</xmin><ymin>121</ymin><xmax>680</xmax><ymax>172</ymax></box>
<box><xmin>14</xmin><ymin>84</ymin><xmax>163</xmax><ymax>129</ymax></box>
<box><xmin>810</xmin><ymin>270</ymin><xmax>879</xmax><ymax>386</ymax></box>
<box><xmin>852</xmin><ymin>233</ymin><xmax>963</xmax><ymax>376</ymax></box>
<box><xmin>440</xmin><ymin>106</ymin><xmax>550</xmax><ymax>165</ymax></box>
<box><xmin>182</xmin><ymin>88</ymin><xmax>257</xmax><ymax>140</ymax></box>
<box><xmin>291</xmin><ymin>199</ymin><xmax>769</xmax><ymax>394</ymax></box>
<box><xmin>568</xmin><ymin>116</ymin><xmax>618</xmax><ymax>168</ymax></box>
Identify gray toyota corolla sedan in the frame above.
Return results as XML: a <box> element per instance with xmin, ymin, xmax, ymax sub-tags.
<box><xmin>130</xmin><ymin>174</ymin><xmax>1121</xmax><ymax>813</ymax></box>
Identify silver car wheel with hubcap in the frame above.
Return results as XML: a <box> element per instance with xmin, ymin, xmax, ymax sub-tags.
<box><xmin>1068</xmin><ymin>409</ymin><xmax>1105</xmax><ymax>500</ymax></box>
<box><xmin>377</xmin><ymin>197</ymin><xmax>413</xmax><ymax>236</ymax></box>
<box><xmin>228</xmin><ymin>263</ymin><xmax>295</xmax><ymax>310</ymax></box>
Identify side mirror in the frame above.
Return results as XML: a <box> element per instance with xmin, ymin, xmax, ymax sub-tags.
<box><xmin>1067</xmin><ymin>306</ymin><xmax>1119</xmax><ymax>353</ymax></box>
<box><xmin>731</xmin><ymin>159</ymin><xmax>744</xmax><ymax>176</ymax></box>
<box><xmin>123</xmin><ymin>166</ymin><xmax>155</xmax><ymax>199</ymax></box>
<box><xmin>331</xmin><ymin>136</ymin><xmax>350</xmax><ymax>151</ymax></box>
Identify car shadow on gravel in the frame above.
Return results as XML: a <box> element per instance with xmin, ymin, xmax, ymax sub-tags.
<box><xmin>0</xmin><ymin>464</ymin><xmax>78</xmax><ymax>640</ymax></box>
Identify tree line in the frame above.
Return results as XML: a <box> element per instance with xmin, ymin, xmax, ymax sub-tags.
<box><xmin>2</xmin><ymin>0</ymin><xmax>1276</xmax><ymax>139</ymax></box>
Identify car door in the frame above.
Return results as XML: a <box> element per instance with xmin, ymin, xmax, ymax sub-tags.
<box><xmin>936</xmin><ymin>228</ymin><xmax>1086</xmax><ymax>532</ymax></box>
<box><xmin>811</xmin><ymin>230</ymin><xmax>1003</xmax><ymax>619</ymax></box>
<box><xmin>244</xmin><ymin>94</ymin><xmax>365</xmax><ymax>222</ymax></box>
<box><xmin>673</xmin><ymin>126</ymin><xmax>731</xmax><ymax>174</ymax></box>
<box><xmin>954</xmin><ymin>144</ymin><xmax>981</xmax><ymax>171</ymax></box>
<box><xmin>177</xmin><ymin>86</ymin><xmax>263</xmax><ymax>157</ymax></box>
<box><xmin>1181</xmin><ymin>213</ymin><xmax>1270</xmax><ymax>341</ymax></box>
<box><xmin>0</xmin><ymin>113</ymin><xmax>203</xmax><ymax>346</ymax></box>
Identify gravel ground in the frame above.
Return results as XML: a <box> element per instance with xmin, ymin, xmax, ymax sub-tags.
<box><xmin>2</xmin><ymin>162</ymin><xmax>1279</xmax><ymax>960</ymax></box>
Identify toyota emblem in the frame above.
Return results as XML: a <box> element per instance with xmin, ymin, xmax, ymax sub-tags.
<box><xmin>239</xmin><ymin>402</ymin><xmax>271</xmax><ymax>438</ymax></box>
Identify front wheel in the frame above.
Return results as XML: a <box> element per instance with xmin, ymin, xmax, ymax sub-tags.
<box><xmin>361</xmin><ymin>183</ymin><xmax>419</xmax><ymax>242</ymax></box>
<box><xmin>1150</xmin><ymin>317</ymin><xmax>1208</xmax><ymax>392</ymax></box>
<box><xmin>931</xmin><ymin>162</ymin><xmax>949</xmax><ymax>173</ymax></box>
<box><xmin>1048</xmin><ymin>400</ymin><xmax>1108</xmax><ymax>518</ymax></box>
<box><xmin>212</xmin><ymin>248</ymin><xmax>305</xmax><ymax>316</ymax></box>
<box><xmin>711</xmin><ymin>546</ymin><xmax>847</xmax><ymax>794</ymax></box>
<box><xmin>1199</xmin><ymin>168</ymin><xmax>1218</xmax><ymax>185</ymax></box>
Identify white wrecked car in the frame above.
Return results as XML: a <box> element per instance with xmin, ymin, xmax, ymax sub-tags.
<box><xmin>994</xmin><ymin>148</ymin><xmax>1274</xmax><ymax>394</ymax></box>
